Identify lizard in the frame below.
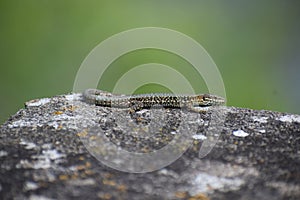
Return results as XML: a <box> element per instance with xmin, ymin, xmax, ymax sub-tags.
<box><xmin>82</xmin><ymin>88</ymin><xmax>225</xmax><ymax>112</ymax></box>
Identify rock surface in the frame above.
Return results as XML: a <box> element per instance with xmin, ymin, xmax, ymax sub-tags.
<box><xmin>0</xmin><ymin>93</ymin><xmax>299</xmax><ymax>200</ymax></box>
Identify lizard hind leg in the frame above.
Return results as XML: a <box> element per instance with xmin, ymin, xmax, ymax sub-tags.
<box><xmin>128</xmin><ymin>100</ymin><xmax>144</xmax><ymax>118</ymax></box>
<box><xmin>128</xmin><ymin>100</ymin><xmax>150</xmax><ymax>124</ymax></box>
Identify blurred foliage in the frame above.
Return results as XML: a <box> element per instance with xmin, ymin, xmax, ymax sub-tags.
<box><xmin>0</xmin><ymin>0</ymin><xmax>299</xmax><ymax>124</ymax></box>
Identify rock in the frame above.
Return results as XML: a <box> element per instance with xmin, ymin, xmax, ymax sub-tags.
<box><xmin>0</xmin><ymin>93</ymin><xmax>299</xmax><ymax>200</ymax></box>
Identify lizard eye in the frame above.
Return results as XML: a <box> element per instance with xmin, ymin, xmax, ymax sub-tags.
<box><xmin>203</xmin><ymin>95</ymin><xmax>209</xmax><ymax>101</ymax></box>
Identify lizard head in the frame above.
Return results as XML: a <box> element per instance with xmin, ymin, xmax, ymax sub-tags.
<box><xmin>197</xmin><ymin>94</ymin><xmax>225</xmax><ymax>106</ymax></box>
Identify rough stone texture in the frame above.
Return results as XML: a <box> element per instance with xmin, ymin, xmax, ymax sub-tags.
<box><xmin>0</xmin><ymin>93</ymin><xmax>299</xmax><ymax>200</ymax></box>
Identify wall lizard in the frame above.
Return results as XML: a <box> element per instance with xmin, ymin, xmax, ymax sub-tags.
<box><xmin>82</xmin><ymin>89</ymin><xmax>225</xmax><ymax>112</ymax></box>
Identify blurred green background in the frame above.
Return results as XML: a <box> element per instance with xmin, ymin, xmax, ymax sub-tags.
<box><xmin>1</xmin><ymin>0</ymin><xmax>300</xmax><ymax>124</ymax></box>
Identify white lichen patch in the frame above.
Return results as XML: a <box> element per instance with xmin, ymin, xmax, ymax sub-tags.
<box><xmin>8</xmin><ymin>107</ymin><xmax>77</xmax><ymax>130</ymax></box>
<box><xmin>252</xmin><ymin>116</ymin><xmax>269</xmax><ymax>123</ymax></box>
<box><xmin>0</xmin><ymin>150</ymin><xmax>8</xmax><ymax>157</ymax></box>
<box><xmin>17</xmin><ymin>159</ymin><xmax>51</xmax><ymax>169</ymax></box>
<box><xmin>8</xmin><ymin>119</ymin><xmax>40</xmax><ymax>129</ymax></box>
<box><xmin>190</xmin><ymin>172</ymin><xmax>244</xmax><ymax>194</ymax></box>
<box><xmin>5</xmin><ymin>93</ymin><xmax>103</xmax><ymax>132</ymax></box>
<box><xmin>158</xmin><ymin>169</ymin><xmax>179</xmax><ymax>179</ymax></box>
<box><xmin>233</xmin><ymin>130</ymin><xmax>249</xmax><ymax>137</ymax></box>
<box><xmin>39</xmin><ymin>149</ymin><xmax>66</xmax><ymax>160</ymax></box>
<box><xmin>277</xmin><ymin>115</ymin><xmax>300</xmax><ymax>123</ymax></box>
<box><xmin>183</xmin><ymin>160</ymin><xmax>260</xmax><ymax>196</ymax></box>
<box><xmin>192</xmin><ymin>134</ymin><xmax>207</xmax><ymax>140</ymax></box>
<box><xmin>16</xmin><ymin>146</ymin><xmax>66</xmax><ymax>170</ymax></box>
<box><xmin>20</xmin><ymin>139</ymin><xmax>37</xmax><ymax>150</ymax></box>
<box><xmin>65</xmin><ymin>93</ymin><xmax>82</xmax><ymax>101</ymax></box>
<box><xmin>47</xmin><ymin>114</ymin><xmax>76</xmax><ymax>129</ymax></box>
<box><xmin>25</xmin><ymin>98</ymin><xmax>51</xmax><ymax>107</ymax></box>
<box><xmin>258</xmin><ymin>129</ymin><xmax>266</xmax><ymax>133</ymax></box>
<box><xmin>24</xmin><ymin>181</ymin><xmax>39</xmax><ymax>191</ymax></box>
